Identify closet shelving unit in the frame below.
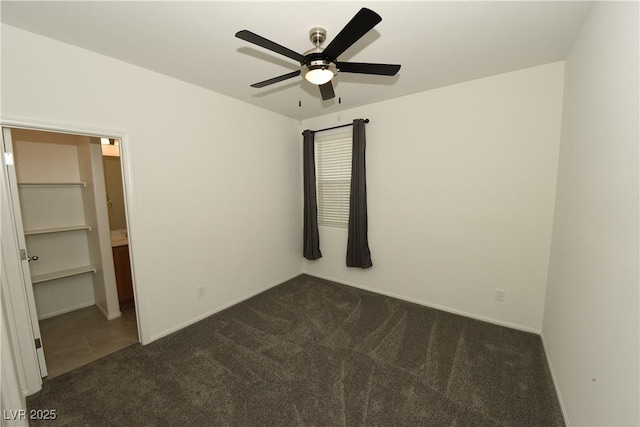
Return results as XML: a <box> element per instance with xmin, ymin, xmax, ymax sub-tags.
<box><xmin>12</xmin><ymin>130</ymin><xmax>120</xmax><ymax>320</ymax></box>
<box><xmin>25</xmin><ymin>225</ymin><xmax>92</xmax><ymax>236</ymax></box>
<box><xmin>18</xmin><ymin>181</ymin><xmax>97</xmax><ymax>308</ymax></box>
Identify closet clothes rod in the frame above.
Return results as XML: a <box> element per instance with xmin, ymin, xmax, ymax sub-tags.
<box><xmin>304</xmin><ymin>118</ymin><xmax>369</xmax><ymax>135</ymax></box>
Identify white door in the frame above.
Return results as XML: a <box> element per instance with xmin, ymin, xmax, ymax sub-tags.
<box><xmin>2</xmin><ymin>127</ymin><xmax>48</xmax><ymax>378</ymax></box>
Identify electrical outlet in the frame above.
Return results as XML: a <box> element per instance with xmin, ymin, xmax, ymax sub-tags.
<box><xmin>197</xmin><ymin>286</ymin><xmax>205</xmax><ymax>298</ymax></box>
<box><xmin>495</xmin><ymin>289</ymin><xmax>505</xmax><ymax>302</ymax></box>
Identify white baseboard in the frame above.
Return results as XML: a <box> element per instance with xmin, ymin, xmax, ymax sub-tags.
<box><xmin>95</xmin><ymin>302</ymin><xmax>121</xmax><ymax>320</ymax></box>
<box><xmin>540</xmin><ymin>332</ymin><xmax>570</xmax><ymax>425</ymax></box>
<box><xmin>106</xmin><ymin>311</ymin><xmax>122</xmax><ymax>320</ymax></box>
<box><xmin>148</xmin><ymin>271</ymin><xmax>304</xmax><ymax>343</ymax></box>
<box><xmin>305</xmin><ymin>272</ymin><xmax>541</xmax><ymax>335</ymax></box>
<box><xmin>37</xmin><ymin>301</ymin><xmax>96</xmax><ymax>320</ymax></box>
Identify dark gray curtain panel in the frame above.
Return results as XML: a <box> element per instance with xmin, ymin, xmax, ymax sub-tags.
<box><xmin>303</xmin><ymin>130</ymin><xmax>322</xmax><ymax>260</ymax></box>
<box><xmin>346</xmin><ymin>119</ymin><xmax>372</xmax><ymax>268</ymax></box>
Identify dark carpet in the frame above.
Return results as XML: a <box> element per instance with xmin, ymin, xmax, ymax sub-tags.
<box><xmin>28</xmin><ymin>274</ymin><xmax>564</xmax><ymax>426</ymax></box>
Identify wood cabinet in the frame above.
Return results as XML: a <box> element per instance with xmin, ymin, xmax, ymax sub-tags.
<box><xmin>113</xmin><ymin>245</ymin><xmax>134</xmax><ymax>307</ymax></box>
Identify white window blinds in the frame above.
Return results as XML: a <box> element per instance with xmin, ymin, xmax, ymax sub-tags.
<box><xmin>315</xmin><ymin>131</ymin><xmax>352</xmax><ymax>227</ymax></box>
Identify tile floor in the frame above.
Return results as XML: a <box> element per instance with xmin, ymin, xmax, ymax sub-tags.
<box><xmin>39</xmin><ymin>305</ymin><xmax>139</xmax><ymax>379</ymax></box>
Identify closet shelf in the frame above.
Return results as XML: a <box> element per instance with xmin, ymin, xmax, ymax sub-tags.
<box><xmin>18</xmin><ymin>182</ymin><xmax>87</xmax><ymax>187</ymax></box>
<box><xmin>25</xmin><ymin>225</ymin><xmax>92</xmax><ymax>236</ymax></box>
<box><xmin>31</xmin><ymin>265</ymin><xmax>96</xmax><ymax>284</ymax></box>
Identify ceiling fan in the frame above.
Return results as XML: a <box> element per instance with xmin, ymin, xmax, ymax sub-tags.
<box><xmin>235</xmin><ymin>8</ymin><xmax>401</xmax><ymax>101</ymax></box>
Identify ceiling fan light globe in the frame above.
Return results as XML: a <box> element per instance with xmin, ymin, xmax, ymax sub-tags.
<box><xmin>305</xmin><ymin>68</ymin><xmax>334</xmax><ymax>85</ymax></box>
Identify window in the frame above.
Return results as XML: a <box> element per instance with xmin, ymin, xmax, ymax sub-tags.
<box><xmin>315</xmin><ymin>131</ymin><xmax>352</xmax><ymax>227</ymax></box>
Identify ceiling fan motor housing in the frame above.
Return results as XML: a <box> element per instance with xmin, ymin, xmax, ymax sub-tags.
<box><xmin>303</xmin><ymin>29</ymin><xmax>338</xmax><ymax>79</ymax></box>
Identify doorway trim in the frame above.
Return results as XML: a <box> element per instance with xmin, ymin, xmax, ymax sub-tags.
<box><xmin>1</xmin><ymin>115</ymin><xmax>150</xmax><ymax>393</ymax></box>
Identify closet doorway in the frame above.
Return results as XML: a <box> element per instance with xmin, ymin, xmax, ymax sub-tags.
<box><xmin>102</xmin><ymin>139</ymin><xmax>135</xmax><ymax>311</ymax></box>
<box><xmin>3</xmin><ymin>128</ymin><xmax>139</xmax><ymax>379</ymax></box>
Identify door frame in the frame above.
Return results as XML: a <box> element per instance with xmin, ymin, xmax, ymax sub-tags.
<box><xmin>1</xmin><ymin>137</ymin><xmax>43</xmax><ymax>394</ymax></box>
<box><xmin>1</xmin><ymin>116</ymin><xmax>149</xmax><ymax>395</ymax></box>
<box><xmin>2</xmin><ymin>127</ymin><xmax>48</xmax><ymax>379</ymax></box>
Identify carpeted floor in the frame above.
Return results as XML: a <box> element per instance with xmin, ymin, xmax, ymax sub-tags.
<box><xmin>27</xmin><ymin>274</ymin><xmax>564</xmax><ymax>426</ymax></box>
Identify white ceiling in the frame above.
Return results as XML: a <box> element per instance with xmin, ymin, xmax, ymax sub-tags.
<box><xmin>1</xmin><ymin>1</ymin><xmax>593</xmax><ymax>120</ymax></box>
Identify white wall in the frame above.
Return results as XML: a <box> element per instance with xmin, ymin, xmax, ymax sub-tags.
<box><xmin>302</xmin><ymin>62</ymin><xmax>565</xmax><ymax>332</ymax></box>
<box><xmin>78</xmin><ymin>138</ymin><xmax>121</xmax><ymax>320</ymax></box>
<box><xmin>1</xmin><ymin>24</ymin><xmax>303</xmax><ymax>343</ymax></box>
<box><xmin>543</xmin><ymin>3</ymin><xmax>639</xmax><ymax>426</ymax></box>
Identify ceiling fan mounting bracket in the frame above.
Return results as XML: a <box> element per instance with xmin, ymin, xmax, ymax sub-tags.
<box><xmin>309</xmin><ymin>27</ymin><xmax>327</xmax><ymax>47</ymax></box>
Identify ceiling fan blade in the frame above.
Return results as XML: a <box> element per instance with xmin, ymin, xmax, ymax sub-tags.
<box><xmin>322</xmin><ymin>8</ymin><xmax>382</xmax><ymax>60</ymax></box>
<box><xmin>336</xmin><ymin>62</ymin><xmax>401</xmax><ymax>76</ymax></box>
<box><xmin>250</xmin><ymin>70</ymin><xmax>301</xmax><ymax>88</ymax></box>
<box><xmin>319</xmin><ymin>81</ymin><xmax>335</xmax><ymax>101</ymax></box>
<box><xmin>235</xmin><ymin>30</ymin><xmax>306</xmax><ymax>64</ymax></box>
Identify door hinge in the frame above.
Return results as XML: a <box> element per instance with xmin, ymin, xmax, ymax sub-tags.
<box><xmin>35</xmin><ymin>338</ymin><xmax>42</xmax><ymax>349</ymax></box>
<box><xmin>4</xmin><ymin>152</ymin><xmax>14</xmax><ymax>166</ymax></box>
<box><xmin>20</xmin><ymin>249</ymin><xmax>27</xmax><ymax>261</ymax></box>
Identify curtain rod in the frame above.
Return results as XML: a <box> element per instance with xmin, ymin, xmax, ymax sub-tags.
<box><xmin>304</xmin><ymin>119</ymin><xmax>369</xmax><ymax>135</ymax></box>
